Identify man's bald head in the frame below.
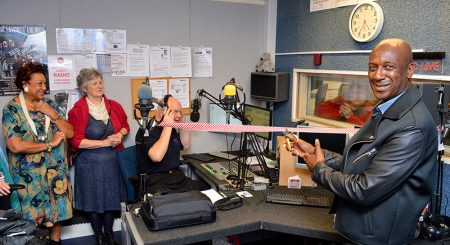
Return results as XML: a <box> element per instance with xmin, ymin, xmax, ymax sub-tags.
<box><xmin>372</xmin><ymin>38</ymin><xmax>413</xmax><ymax>66</ymax></box>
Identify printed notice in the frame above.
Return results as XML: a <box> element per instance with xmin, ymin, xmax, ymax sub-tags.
<box><xmin>48</xmin><ymin>55</ymin><xmax>76</xmax><ymax>90</ymax></box>
<box><xmin>193</xmin><ymin>47</ymin><xmax>213</xmax><ymax>77</ymax></box>
<box><xmin>111</xmin><ymin>53</ymin><xmax>127</xmax><ymax>76</ymax></box>
<box><xmin>127</xmin><ymin>44</ymin><xmax>149</xmax><ymax>77</ymax></box>
<box><xmin>170</xmin><ymin>47</ymin><xmax>192</xmax><ymax>78</ymax></box>
<box><xmin>150</xmin><ymin>46</ymin><xmax>171</xmax><ymax>78</ymax></box>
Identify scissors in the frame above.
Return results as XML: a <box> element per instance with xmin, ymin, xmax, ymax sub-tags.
<box><xmin>283</xmin><ymin>128</ymin><xmax>299</xmax><ymax>147</ymax></box>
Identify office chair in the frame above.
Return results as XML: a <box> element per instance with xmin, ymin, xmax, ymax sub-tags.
<box><xmin>117</xmin><ymin>145</ymin><xmax>137</xmax><ymax>203</ymax></box>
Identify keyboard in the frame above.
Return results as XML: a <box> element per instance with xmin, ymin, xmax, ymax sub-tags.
<box><xmin>201</xmin><ymin>161</ymin><xmax>255</xmax><ymax>180</ymax></box>
<box><xmin>184</xmin><ymin>154</ymin><xmax>216</xmax><ymax>163</ymax></box>
<box><xmin>266</xmin><ymin>187</ymin><xmax>333</xmax><ymax>208</ymax></box>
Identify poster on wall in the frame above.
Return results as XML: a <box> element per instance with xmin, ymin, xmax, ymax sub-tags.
<box><xmin>48</xmin><ymin>55</ymin><xmax>76</xmax><ymax>90</ymax></box>
<box><xmin>0</xmin><ymin>24</ymin><xmax>47</xmax><ymax>95</ymax></box>
<box><xmin>56</xmin><ymin>28</ymin><xmax>126</xmax><ymax>54</ymax></box>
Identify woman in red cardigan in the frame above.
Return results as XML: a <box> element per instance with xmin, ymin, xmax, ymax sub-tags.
<box><xmin>315</xmin><ymin>82</ymin><xmax>376</xmax><ymax>126</ymax></box>
<box><xmin>68</xmin><ymin>68</ymin><xmax>129</xmax><ymax>245</ymax></box>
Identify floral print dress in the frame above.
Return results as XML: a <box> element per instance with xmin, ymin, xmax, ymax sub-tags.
<box><xmin>2</xmin><ymin>98</ymin><xmax>72</xmax><ymax>226</ymax></box>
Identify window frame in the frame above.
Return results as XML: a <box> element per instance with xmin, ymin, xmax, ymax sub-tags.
<box><xmin>292</xmin><ymin>68</ymin><xmax>450</xmax><ymax>154</ymax></box>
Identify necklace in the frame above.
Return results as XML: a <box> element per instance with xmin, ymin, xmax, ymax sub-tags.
<box><xmin>19</xmin><ymin>92</ymin><xmax>50</xmax><ymax>142</ymax></box>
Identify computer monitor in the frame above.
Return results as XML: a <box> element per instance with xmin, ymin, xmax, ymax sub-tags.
<box><xmin>296</xmin><ymin>131</ymin><xmax>348</xmax><ymax>169</ymax></box>
<box><xmin>244</xmin><ymin>104</ymin><xmax>272</xmax><ymax>140</ymax></box>
<box><xmin>208</xmin><ymin>103</ymin><xmax>242</xmax><ymax>125</ymax></box>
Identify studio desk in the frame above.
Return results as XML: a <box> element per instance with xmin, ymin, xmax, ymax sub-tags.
<box><xmin>121</xmin><ymin>154</ymin><xmax>343</xmax><ymax>245</ymax></box>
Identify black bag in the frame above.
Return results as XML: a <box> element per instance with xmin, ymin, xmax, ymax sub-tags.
<box><xmin>139</xmin><ymin>191</ymin><xmax>216</xmax><ymax>231</ymax></box>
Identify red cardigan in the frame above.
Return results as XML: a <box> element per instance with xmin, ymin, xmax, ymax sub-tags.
<box><xmin>68</xmin><ymin>95</ymin><xmax>130</xmax><ymax>152</ymax></box>
<box><xmin>314</xmin><ymin>95</ymin><xmax>373</xmax><ymax>126</ymax></box>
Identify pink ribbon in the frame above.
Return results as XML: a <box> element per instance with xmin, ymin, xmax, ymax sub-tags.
<box><xmin>159</xmin><ymin>122</ymin><xmax>359</xmax><ymax>135</ymax></box>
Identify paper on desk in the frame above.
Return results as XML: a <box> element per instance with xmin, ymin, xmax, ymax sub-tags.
<box><xmin>246</xmin><ymin>156</ymin><xmax>274</xmax><ymax>166</ymax></box>
<box><xmin>201</xmin><ymin>189</ymin><xmax>224</xmax><ymax>204</ymax></box>
<box><xmin>253</xmin><ymin>176</ymin><xmax>270</xmax><ymax>184</ymax></box>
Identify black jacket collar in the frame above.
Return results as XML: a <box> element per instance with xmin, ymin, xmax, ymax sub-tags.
<box><xmin>381</xmin><ymin>86</ymin><xmax>421</xmax><ymax>120</ymax></box>
<box><xmin>356</xmin><ymin>86</ymin><xmax>421</xmax><ymax>143</ymax></box>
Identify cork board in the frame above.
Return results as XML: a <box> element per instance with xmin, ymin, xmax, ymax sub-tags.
<box><xmin>131</xmin><ymin>77</ymin><xmax>191</xmax><ymax>118</ymax></box>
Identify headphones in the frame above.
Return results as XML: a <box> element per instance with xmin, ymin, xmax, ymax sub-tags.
<box><xmin>163</xmin><ymin>94</ymin><xmax>172</xmax><ymax>108</ymax></box>
<box><xmin>420</xmin><ymin>213</ymin><xmax>450</xmax><ymax>240</ymax></box>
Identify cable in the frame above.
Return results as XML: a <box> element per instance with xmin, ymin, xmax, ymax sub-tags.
<box><xmin>445</xmin><ymin>194</ymin><xmax>448</xmax><ymax>216</ymax></box>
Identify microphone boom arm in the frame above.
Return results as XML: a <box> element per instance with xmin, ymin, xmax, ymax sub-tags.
<box><xmin>195</xmin><ymin>88</ymin><xmax>270</xmax><ymax>189</ymax></box>
<box><xmin>196</xmin><ymin>89</ymin><xmax>244</xmax><ymax>122</ymax></box>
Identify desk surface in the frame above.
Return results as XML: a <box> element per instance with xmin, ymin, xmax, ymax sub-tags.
<box><xmin>123</xmin><ymin>155</ymin><xmax>439</xmax><ymax>244</ymax></box>
<box><xmin>123</xmin><ymin>189</ymin><xmax>342</xmax><ymax>245</ymax></box>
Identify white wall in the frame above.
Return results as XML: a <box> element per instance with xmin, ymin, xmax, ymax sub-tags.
<box><xmin>0</xmin><ymin>0</ymin><xmax>270</xmax><ymax>154</ymax></box>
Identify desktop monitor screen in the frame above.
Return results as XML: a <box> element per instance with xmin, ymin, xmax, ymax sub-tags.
<box><xmin>209</xmin><ymin>103</ymin><xmax>242</xmax><ymax>125</ymax></box>
<box><xmin>244</xmin><ymin>104</ymin><xmax>272</xmax><ymax>140</ymax></box>
<box><xmin>296</xmin><ymin>131</ymin><xmax>348</xmax><ymax>169</ymax></box>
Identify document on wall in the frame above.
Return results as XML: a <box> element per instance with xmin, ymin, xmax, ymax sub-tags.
<box><xmin>193</xmin><ymin>47</ymin><xmax>213</xmax><ymax>77</ymax></box>
<box><xmin>56</xmin><ymin>28</ymin><xmax>126</xmax><ymax>54</ymax></box>
<box><xmin>127</xmin><ymin>44</ymin><xmax>149</xmax><ymax>77</ymax></box>
<box><xmin>56</xmin><ymin>28</ymin><xmax>95</xmax><ymax>53</ymax></box>
<box><xmin>150</xmin><ymin>46</ymin><xmax>171</xmax><ymax>78</ymax></box>
<box><xmin>170</xmin><ymin>47</ymin><xmax>192</xmax><ymax>78</ymax></box>
<box><xmin>149</xmin><ymin>79</ymin><xmax>168</xmax><ymax>100</ymax></box>
<box><xmin>48</xmin><ymin>55</ymin><xmax>76</xmax><ymax>90</ymax></box>
<box><xmin>73</xmin><ymin>54</ymin><xmax>97</xmax><ymax>77</ymax></box>
<box><xmin>111</xmin><ymin>53</ymin><xmax>127</xmax><ymax>76</ymax></box>
<box><xmin>96</xmin><ymin>54</ymin><xmax>112</xmax><ymax>75</ymax></box>
<box><xmin>169</xmin><ymin>78</ymin><xmax>190</xmax><ymax>108</ymax></box>
<box><xmin>95</xmin><ymin>29</ymin><xmax>127</xmax><ymax>54</ymax></box>
<box><xmin>310</xmin><ymin>0</ymin><xmax>357</xmax><ymax>12</ymax></box>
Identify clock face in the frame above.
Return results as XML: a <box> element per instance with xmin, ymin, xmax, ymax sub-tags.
<box><xmin>349</xmin><ymin>2</ymin><xmax>384</xmax><ymax>42</ymax></box>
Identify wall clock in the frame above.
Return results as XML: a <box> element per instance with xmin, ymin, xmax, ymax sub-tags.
<box><xmin>349</xmin><ymin>2</ymin><xmax>384</xmax><ymax>42</ymax></box>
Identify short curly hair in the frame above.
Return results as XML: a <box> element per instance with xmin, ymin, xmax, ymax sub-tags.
<box><xmin>14</xmin><ymin>62</ymin><xmax>48</xmax><ymax>90</ymax></box>
<box><xmin>76</xmin><ymin>68</ymin><xmax>103</xmax><ymax>96</ymax></box>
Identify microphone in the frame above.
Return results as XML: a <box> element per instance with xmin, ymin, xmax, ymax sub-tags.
<box><xmin>222</xmin><ymin>82</ymin><xmax>237</xmax><ymax>111</ymax></box>
<box><xmin>222</xmin><ymin>79</ymin><xmax>239</xmax><ymax>124</ymax></box>
<box><xmin>135</xmin><ymin>80</ymin><xmax>164</xmax><ymax>130</ymax></box>
<box><xmin>190</xmin><ymin>98</ymin><xmax>201</xmax><ymax>122</ymax></box>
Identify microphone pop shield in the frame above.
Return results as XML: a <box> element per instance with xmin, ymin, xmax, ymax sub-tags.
<box><xmin>138</xmin><ymin>84</ymin><xmax>152</xmax><ymax>100</ymax></box>
<box><xmin>223</xmin><ymin>84</ymin><xmax>237</xmax><ymax>97</ymax></box>
<box><xmin>190</xmin><ymin>111</ymin><xmax>200</xmax><ymax>122</ymax></box>
<box><xmin>190</xmin><ymin>99</ymin><xmax>201</xmax><ymax>122</ymax></box>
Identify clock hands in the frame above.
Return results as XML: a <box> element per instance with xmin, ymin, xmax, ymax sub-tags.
<box><xmin>358</xmin><ymin>19</ymin><xmax>367</xmax><ymax>37</ymax></box>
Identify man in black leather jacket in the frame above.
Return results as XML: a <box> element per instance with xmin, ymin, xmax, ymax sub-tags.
<box><xmin>286</xmin><ymin>38</ymin><xmax>438</xmax><ymax>245</ymax></box>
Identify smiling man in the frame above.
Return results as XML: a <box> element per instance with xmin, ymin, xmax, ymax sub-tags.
<box><xmin>286</xmin><ymin>39</ymin><xmax>438</xmax><ymax>244</ymax></box>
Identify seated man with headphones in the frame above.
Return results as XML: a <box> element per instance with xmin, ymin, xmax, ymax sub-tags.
<box><xmin>142</xmin><ymin>95</ymin><xmax>208</xmax><ymax>194</ymax></box>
